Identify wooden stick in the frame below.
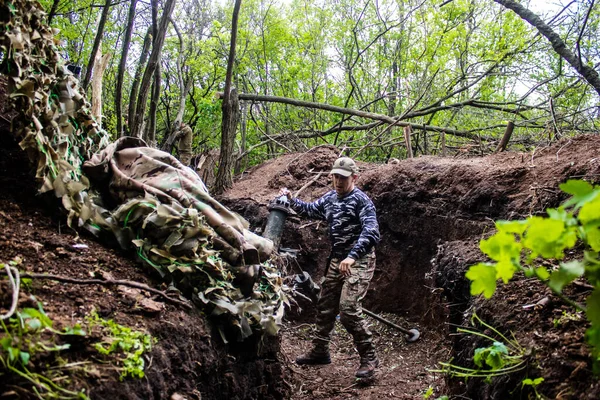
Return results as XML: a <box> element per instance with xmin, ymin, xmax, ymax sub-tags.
<box><xmin>495</xmin><ymin>121</ymin><xmax>515</xmax><ymax>153</ymax></box>
<box><xmin>294</xmin><ymin>171</ymin><xmax>325</xmax><ymax>198</ymax></box>
<box><xmin>0</xmin><ymin>271</ymin><xmax>192</xmax><ymax>309</ymax></box>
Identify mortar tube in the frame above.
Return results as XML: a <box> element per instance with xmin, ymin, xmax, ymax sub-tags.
<box><xmin>263</xmin><ymin>195</ymin><xmax>292</xmax><ymax>250</ymax></box>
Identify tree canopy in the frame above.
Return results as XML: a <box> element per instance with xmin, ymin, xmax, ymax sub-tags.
<box><xmin>41</xmin><ymin>0</ymin><xmax>600</xmax><ymax>180</ymax></box>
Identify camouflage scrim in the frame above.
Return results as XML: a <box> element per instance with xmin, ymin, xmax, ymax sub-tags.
<box><xmin>82</xmin><ymin>137</ymin><xmax>274</xmax><ymax>267</ymax></box>
<box><xmin>1</xmin><ymin>0</ymin><xmax>286</xmax><ymax>340</ymax></box>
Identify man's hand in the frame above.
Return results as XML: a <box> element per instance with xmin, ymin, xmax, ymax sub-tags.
<box><xmin>279</xmin><ymin>187</ymin><xmax>292</xmax><ymax>200</ymax></box>
<box><xmin>339</xmin><ymin>257</ymin><xmax>356</xmax><ymax>277</ymax></box>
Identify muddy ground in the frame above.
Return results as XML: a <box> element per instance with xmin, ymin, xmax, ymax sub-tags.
<box><xmin>1</xmin><ymin>98</ymin><xmax>600</xmax><ymax>400</ymax></box>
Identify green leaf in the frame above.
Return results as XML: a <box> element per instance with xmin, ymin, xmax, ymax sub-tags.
<box><xmin>62</xmin><ymin>324</ymin><xmax>86</xmax><ymax>336</ymax></box>
<box><xmin>1</xmin><ymin>337</ymin><xmax>12</xmax><ymax>350</ymax></box>
<box><xmin>579</xmin><ymin>197</ymin><xmax>600</xmax><ymax>225</ymax></box>
<box><xmin>466</xmin><ymin>263</ymin><xmax>497</xmax><ymax>298</ymax></box>
<box><xmin>27</xmin><ymin>318</ymin><xmax>42</xmax><ymax>331</ymax></box>
<box><xmin>473</xmin><ymin>342</ymin><xmax>508</xmax><ymax>369</ymax></box>
<box><xmin>587</xmin><ymin>289</ymin><xmax>600</xmax><ymax>325</ymax></box>
<box><xmin>19</xmin><ymin>351</ymin><xmax>30</xmax><ymax>365</ymax></box>
<box><xmin>534</xmin><ymin>266</ymin><xmax>550</xmax><ymax>280</ymax></box>
<box><xmin>560</xmin><ymin>180</ymin><xmax>597</xmax><ymax>209</ymax></box>
<box><xmin>473</xmin><ymin>347</ymin><xmax>486</xmax><ymax>368</ymax></box>
<box><xmin>548</xmin><ymin>261</ymin><xmax>585</xmax><ymax>292</ymax></box>
<box><xmin>7</xmin><ymin>346</ymin><xmax>19</xmax><ymax>362</ymax></box>
<box><xmin>522</xmin><ymin>377</ymin><xmax>544</xmax><ymax>386</ymax></box>
<box><xmin>495</xmin><ymin>259</ymin><xmax>517</xmax><ymax>284</ymax></box>
<box><xmin>560</xmin><ymin>180</ymin><xmax>594</xmax><ymax>197</ymax></box>
<box><xmin>546</xmin><ymin>208</ymin><xmax>576</xmax><ymax>225</ymax></box>
<box><xmin>480</xmin><ymin>232</ymin><xmax>521</xmax><ymax>262</ymax></box>
<box><xmin>496</xmin><ymin>220</ymin><xmax>528</xmax><ymax>235</ymax></box>
<box><xmin>585</xmin><ymin>225</ymin><xmax>600</xmax><ymax>252</ymax></box>
<box><xmin>523</xmin><ymin>217</ymin><xmax>573</xmax><ymax>259</ymax></box>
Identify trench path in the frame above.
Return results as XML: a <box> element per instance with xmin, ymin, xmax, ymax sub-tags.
<box><xmin>279</xmin><ymin>314</ymin><xmax>449</xmax><ymax>399</ymax></box>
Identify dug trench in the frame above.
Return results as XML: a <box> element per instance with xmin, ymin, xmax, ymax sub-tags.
<box><xmin>2</xmin><ymin>126</ymin><xmax>600</xmax><ymax>399</ymax></box>
<box><xmin>222</xmin><ymin>138</ymin><xmax>600</xmax><ymax>399</ymax></box>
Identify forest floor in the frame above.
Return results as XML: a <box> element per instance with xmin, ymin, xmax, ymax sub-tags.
<box><xmin>2</xmin><ymin>83</ymin><xmax>600</xmax><ymax>400</ymax></box>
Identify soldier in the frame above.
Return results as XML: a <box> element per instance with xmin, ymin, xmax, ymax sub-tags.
<box><xmin>177</xmin><ymin>122</ymin><xmax>193</xmax><ymax>166</ymax></box>
<box><xmin>280</xmin><ymin>156</ymin><xmax>380</xmax><ymax>378</ymax></box>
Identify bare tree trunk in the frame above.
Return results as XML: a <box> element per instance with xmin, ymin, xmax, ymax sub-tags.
<box><xmin>494</xmin><ymin>0</ymin><xmax>600</xmax><ymax>96</ymax></box>
<box><xmin>158</xmin><ymin>18</ymin><xmax>193</xmax><ymax>153</ymax></box>
<box><xmin>128</xmin><ymin>27</ymin><xmax>152</xmax><ymax>135</ymax></box>
<box><xmin>91</xmin><ymin>51</ymin><xmax>111</xmax><ymax>123</ymax></box>
<box><xmin>146</xmin><ymin>64</ymin><xmax>161</xmax><ymax>145</ymax></box>
<box><xmin>215</xmin><ymin>89</ymin><xmax>239</xmax><ymax>194</ymax></box>
<box><xmin>130</xmin><ymin>0</ymin><xmax>176</xmax><ymax>138</ymax></box>
<box><xmin>116</xmin><ymin>0</ymin><xmax>138</xmax><ymax>137</ymax></box>
<box><xmin>81</xmin><ymin>0</ymin><xmax>112</xmax><ymax>92</ymax></box>
<box><xmin>47</xmin><ymin>0</ymin><xmax>60</xmax><ymax>25</ymax></box>
<box><xmin>235</xmin><ymin>100</ymin><xmax>248</xmax><ymax>175</ymax></box>
<box><xmin>214</xmin><ymin>0</ymin><xmax>242</xmax><ymax>194</ymax></box>
<box><xmin>441</xmin><ymin>131</ymin><xmax>447</xmax><ymax>157</ymax></box>
<box><xmin>171</xmin><ymin>19</ymin><xmax>193</xmax><ymax>133</ymax></box>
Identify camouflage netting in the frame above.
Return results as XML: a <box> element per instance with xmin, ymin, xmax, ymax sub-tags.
<box><xmin>0</xmin><ymin>0</ymin><xmax>286</xmax><ymax>340</ymax></box>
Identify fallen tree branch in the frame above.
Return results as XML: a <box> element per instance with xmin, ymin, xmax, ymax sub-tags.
<box><xmin>0</xmin><ymin>270</ymin><xmax>193</xmax><ymax>310</ymax></box>
<box><xmin>217</xmin><ymin>92</ymin><xmax>481</xmax><ymax>140</ymax></box>
<box><xmin>294</xmin><ymin>171</ymin><xmax>325</xmax><ymax>198</ymax></box>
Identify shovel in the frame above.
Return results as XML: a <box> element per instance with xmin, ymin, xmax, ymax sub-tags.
<box><xmin>361</xmin><ymin>308</ymin><xmax>421</xmax><ymax>342</ymax></box>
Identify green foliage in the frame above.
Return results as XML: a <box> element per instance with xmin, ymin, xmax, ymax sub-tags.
<box><xmin>433</xmin><ymin>313</ymin><xmax>527</xmax><ymax>383</ymax></box>
<box><xmin>86</xmin><ymin>311</ymin><xmax>155</xmax><ymax>381</ymax></box>
<box><xmin>522</xmin><ymin>377</ymin><xmax>545</xmax><ymax>399</ymax></box>
<box><xmin>0</xmin><ymin>298</ymin><xmax>88</xmax><ymax>399</ymax></box>
<box><xmin>466</xmin><ymin>179</ymin><xmax>600</xmax><ymax>371</ymax></box>
<box><xmin>552</xmin><ymin>310</ymin><xmax>583</xmax><ymax>328</ymax></box>
<box><xmin>422</xmin><ymin>386</ymin><xmax>434</xmax><ymax>398</ymax></box>
<box><xmin>473</xmin><ymin>341</ymin><xmax>509</xmax><ymax>370</ymax></box>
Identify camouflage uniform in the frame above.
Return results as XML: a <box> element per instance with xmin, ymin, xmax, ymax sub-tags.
<box><xmin>291</xmin><ymin>187</ymin><xmax>380</xmax><ymax>363</ymax></box>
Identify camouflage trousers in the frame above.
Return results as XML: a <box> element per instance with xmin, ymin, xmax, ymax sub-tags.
<box><xmin>312</xmin><ymin>252</ymin><xmax>376</xmax><ymax>359</ymax></box>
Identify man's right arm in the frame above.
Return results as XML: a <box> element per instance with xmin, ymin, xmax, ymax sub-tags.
<box><xmin>279</xmin><ymin>188</ymin><xmax>327</xmax><ymax>220</ymax></box>
<box><xmin>290</xmin><ymin>196</ymin><xmax>327</xmax><ymax>220</ymax></box>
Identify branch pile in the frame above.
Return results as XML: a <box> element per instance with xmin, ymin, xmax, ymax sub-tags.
<box><xmin>0</xmin><ymin>0</ymin><xmax>286</xmax><ymax>341</ymax></box>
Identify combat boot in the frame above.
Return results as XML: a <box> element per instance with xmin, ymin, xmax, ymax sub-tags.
<box><xmin>355</xmin><ymin>354</ymin><xmax>379</xmax><ymax>378</ymax></box>
<box><xmin>295</xmin><ymin>348</ymin><xmax>331</xmax><ymax>365</ymax></box>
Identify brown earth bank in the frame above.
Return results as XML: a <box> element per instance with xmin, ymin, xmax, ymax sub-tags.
<box><xmin>2</xmin><ymin>94</ymin><xmax>600</xmax><ymax>400</ymax></box>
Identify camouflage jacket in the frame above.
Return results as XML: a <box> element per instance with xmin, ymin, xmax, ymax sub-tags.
<box><xmin>291</xmin><ymin>188</ymin><xmax>380</xmax><ymax>260</ymax></box>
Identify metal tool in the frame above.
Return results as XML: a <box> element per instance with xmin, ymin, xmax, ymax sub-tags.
<box><xmin>361</xmin><ymin>308</ymin><xmax>421</xmax><ymax>342</ymax></box>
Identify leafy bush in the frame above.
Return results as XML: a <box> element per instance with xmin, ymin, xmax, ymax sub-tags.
<box><xmin>433</xmin><ymin>313</ymin><xmax>528</xmax><ymax>382</ymax></box>
<box><xmin>466</xmin><ymin>179</ymin><xmax>600</xmax><ymax>371</ymax></box>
